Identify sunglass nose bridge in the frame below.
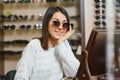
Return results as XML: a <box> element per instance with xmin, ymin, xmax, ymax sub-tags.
<box><xmin>56</xmin><ymin>25</ymin><xmax>65</xmax><ymax>30</ymax></box>
<box><xmin>58</xmin><ymin>23</ymin><xmax>63</xmax><ymax>28</ymax></box>
<box><xmin>53</xmin><ymin>20</ymin><xmax>69</xmax><ymax>30</ymax></box>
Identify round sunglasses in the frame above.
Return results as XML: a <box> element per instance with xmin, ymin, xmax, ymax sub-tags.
<box><xmin>95</xmin><ymin>15</ymin><xmax>106</xmax><ymax>20</ymax></box>
<box><xmin>94</xmin><ymin>0</ymin><xmax>106</xmax><ymax>3</ymax></box>
<box><xmin>94</xmin><ymin>21</ymin><xmax>106</xmax><ymax>26</ymax></box>
<box><xmin>95</xmin><ymin>10</ymin><xmax>106</xmax><ymax>14</ymax></box>
<box><xmin>52</xmin><ymin>20</ymin><xmax>71</xmax><ymax>30</ymax></box>
<box><xmin>95</xmin><ymin>4</ymin><xmax>106</xmax><ymax>9</ymax></box>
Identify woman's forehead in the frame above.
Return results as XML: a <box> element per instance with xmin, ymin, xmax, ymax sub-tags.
<box><xmin>51</xmin><ymin>12</ymin><xmax>67</xmax><ymax>21</ymax></box>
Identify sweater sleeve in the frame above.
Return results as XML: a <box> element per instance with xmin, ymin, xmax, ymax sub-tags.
<box><xmin>14</xmin><ymin>40</ymin><xmax>36</xmax><ymax>80</ymax></box>
<box><xmin>55</xmin><ymin>40</ymin><xmax>80</xmax><ymax>77</ymax></box>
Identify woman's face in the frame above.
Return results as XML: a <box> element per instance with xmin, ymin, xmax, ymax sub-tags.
<box><xmin>48</xmin><ymin>12</ymin><xmax>69</xmax><ymax>40</ymax></box>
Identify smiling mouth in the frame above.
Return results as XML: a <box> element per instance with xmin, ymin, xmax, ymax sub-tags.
<box><xmin>55</xmin><ymin>30</ymin><xmax>64</xmax><ymax>34</ymax></box>
<box><xmin>54</xmin><ymin>30</ymin><xmax>64</xmax><ymax>36</ymax></box>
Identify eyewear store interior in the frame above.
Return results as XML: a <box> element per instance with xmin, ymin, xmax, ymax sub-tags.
<box><xmin>0</xmin><ymin>0</ymin><xmax>120</xmax><ymax>80</ymax></box>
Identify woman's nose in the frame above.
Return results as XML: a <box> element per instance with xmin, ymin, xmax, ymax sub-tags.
<box><xmin>58</xmin><ymin>24</ymin><xmax>63</xmax><ymax>29</ymax></box>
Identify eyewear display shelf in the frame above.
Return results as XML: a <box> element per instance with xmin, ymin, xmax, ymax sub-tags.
<box><xmin>0</xmin><ymin>1</ymin><xmax>81</xmax><ymax>77</ymax></box>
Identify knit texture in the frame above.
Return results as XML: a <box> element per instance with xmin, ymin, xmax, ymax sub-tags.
<box><xmin>14</xmin><ymin>39</ymin><xmax>80</xmax><ymax>80</ymax></box>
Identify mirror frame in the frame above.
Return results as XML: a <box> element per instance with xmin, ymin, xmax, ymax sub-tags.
<box><xmin>79</xmin><ymin>0</ymin><xmax>85</xmax><ymax>50</ymax></box>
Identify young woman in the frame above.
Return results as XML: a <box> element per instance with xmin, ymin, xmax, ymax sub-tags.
<box><xmin>14</xmin><ymin>6</ymin><xmax>80</xmax><ymax>80</ymax></box>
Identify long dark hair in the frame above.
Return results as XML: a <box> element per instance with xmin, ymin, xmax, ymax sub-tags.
<box><xmin>40</xmin><ymin>6</ymin><xmax>70</xmax><ymax>50</ymax></box>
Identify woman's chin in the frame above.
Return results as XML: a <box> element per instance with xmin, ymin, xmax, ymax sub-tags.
<box><xmin>54</xmin><ymin>36</ymin><xmax>63</xmax><ymax>40</ymax></box>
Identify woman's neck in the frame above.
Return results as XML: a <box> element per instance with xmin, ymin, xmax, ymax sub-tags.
<box><xmin>48</xmin><ymin>38</ymin><xmax>56</xmax><ymax>48</ymax></box>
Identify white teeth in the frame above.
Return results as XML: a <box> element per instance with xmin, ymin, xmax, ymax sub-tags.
<box><xmin>56</xmin><ymin>32</ymin><xmax>61</xmax><ymax>34</ymax></box>
<box><xmin>55</xmin><ymin>30</ymin><xmax>63</xmax><ymax>33</ymax></box>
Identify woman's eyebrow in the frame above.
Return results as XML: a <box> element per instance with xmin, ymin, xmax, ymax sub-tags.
<box><xmin>52</xmin><ymin>18</ymin><xmax>67</xmax><ymax>22</ymax></box>
<box><xmin>63</xmin><ymin>20</ymin><xmax>68</xmax><ymax>22</ymax></box>
<box><xmin>52</xmin><ymin>18</ymin><xmax>59</xmax><ymax>20</ymax></box>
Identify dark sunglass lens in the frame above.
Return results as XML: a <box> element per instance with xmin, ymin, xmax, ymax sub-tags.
<box><xmin>102</xmin><ymin>10</ymin><xmax>105</xmax><ymax>14</ymax></box>
<box><xmin>102</xmin><ymin>21</ymin><xmax>106</xmax><ymax>26</ymax></box>
<box><xmin>10</xmin><ymin>25</ymin><xmax>15</xmax><ymax>30</ymax></box>
<box><xmin>94</xmin><ymin>0</ymin><xmax>106</xmax><ymax>3</ymax></box>
<box><xmin>63</xmin><ymin>23</ymin><xmax>69</xmax><ymax>28</ymax></box>
<box><xmin>102</xmin><ymin>5</ymin><xmax>106</xmax><ymax>8</ymax></box>
<box><xmin>94</xmin><ymin>0</ymin><xmax>99</xmax><ymax>3</ymax></box>
<box><xmin>116</xmin><ymin>9</ymin><xmax>120</xmax><ymax>13</ymax></box>
<box><xmin>53</xmin><ymin>21</ymin><xmax>60</xmax><ymax>27</ymax></box>
<box><xmin>94</xmin><ymin>21</ymin><xmax>100</xmax><ymax>26</ymax></box>
<box><xmin>95</xmin><ymin>10</ymin><xmax>105</xmax><ymax>14</ymax></box>
<box><xmin>116</xmin><ymin>0</ymin><xmax>120</xmax><ymax>3</ymax></box>
<box><xmin>95</xmin><ymin>16</ymin><xmax>100</xmax><ymax>19</ymax></box>
<box><xmin>102</xmin><ymin>0</ymin><xmax>106</xmax><ymax>3</ymax></box>
<box><xmin>116</xmin><ymin>21</ymin><xmax>120</xmax><ymax>25</ymax></box>
<box><xmin>102</xmin><ymin>16</ymin><xmax>105</xmax><ymax>19</ymax></box>
<box><xmin>95</xmin><ymin>10</ymin><xmax>100</xmax><ymax>14</ymax></box>
<box><xmin>95</xmin><ymin>5</ymin><xmax>100</xmax><ymax>8</ymax></box>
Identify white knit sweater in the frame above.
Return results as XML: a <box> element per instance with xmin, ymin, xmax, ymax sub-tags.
<box><xmin>14</xmin><ymin>39</ymin><xmax>80</xmax><ymax>80</ymax></box>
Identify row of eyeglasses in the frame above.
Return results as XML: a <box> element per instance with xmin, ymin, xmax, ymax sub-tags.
<box><xmin>3</xmin><ymin>0</ymin><xmax>75</xmax><ymax>4</ymax></box>
<box><xmin>0</xmin><ymin>14</ymin><xmax>43</xmax><ymax>21</ymax></box>
<box><xmin>94</xmin><ymin>0</ymin><xmax>106</xmax><ymax>29</ymax></box>
<box><xmin>1</xmin><ymin>24</ymin><xmax>43</xmax><ymax>30</ymax></box>
<box><xmin>94</xmin><ymin>0</ymin><xmax>120</xmax><ymax>29</ymax></box>
<box><xmin>0</xmin><ymin>14</ymin><xmax>79</xmax><ymax>22</ymax></box>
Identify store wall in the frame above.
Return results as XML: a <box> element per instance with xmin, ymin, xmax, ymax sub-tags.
<box><xmin>0</xmin><ymin>3</ymin><xmax>4</xmax><ymax>76</ymax></box>
<box><xmin>84</xmin><ymin>0</ymin><xmax>94</xmax><ymax>46</ymax></box>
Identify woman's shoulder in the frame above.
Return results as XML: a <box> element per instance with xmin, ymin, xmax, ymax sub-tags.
<box><xmin>31</xmin><ymin>38</ymin><xmax>40</xmax><ymax>42</ymax></box>
<box><xmin>64</xmin><ymin>40</ymin><xmax>70</xmax><ymax>46</ymax></box>
<box><xmin>28</xmin><ymin>38</ymin><xmax>41</xmax><ymax>46</ymax></box>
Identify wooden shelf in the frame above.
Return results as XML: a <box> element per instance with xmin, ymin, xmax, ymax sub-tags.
<box><xmin>3</xmin><ymin>2</ymin><xmax>79</xmax><ymax>9</ymax></box>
